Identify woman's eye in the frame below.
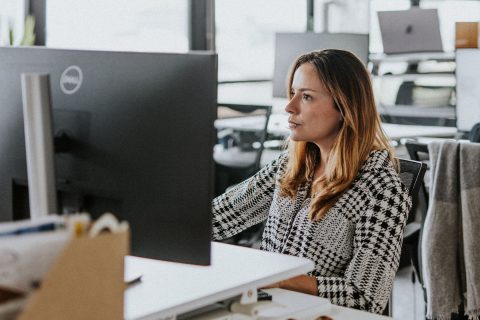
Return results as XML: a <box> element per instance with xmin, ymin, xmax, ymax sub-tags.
<box><xmin>289</xmin><ymin>91</ymin><xmax>295</xmax><ymax>97</ymax></box>
<box><xmin>303</xmin><ymin>94</ymin><xmax>311</xmax><ymax>101</ymax></box>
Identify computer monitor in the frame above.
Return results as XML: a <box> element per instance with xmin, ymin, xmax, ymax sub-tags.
<box><xmin>272</xmin><ymin>32</ymin><xmax>369</xmax><ymax>98</ymax></box>
<box><xmin>0</xmin><ymin>47</ymin><xmax>217</xmax><ymax>265</ymax></box>
<box><xmin>378</xmin><ymin>8</ymin><xmax>444</xmax><ymax>54</ymax></box>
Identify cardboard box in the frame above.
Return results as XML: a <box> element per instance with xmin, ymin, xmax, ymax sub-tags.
<box><xmin>456</xmin><ymin>22</ymin><xmax>480</xmax><ymax>48</ymax></box>
<box><xmin>0</xmin><ymin>229</ymin><xmax>129</xmax><ymax>320</ymax></box>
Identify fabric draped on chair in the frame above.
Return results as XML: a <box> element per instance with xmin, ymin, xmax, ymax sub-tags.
<box><xmin>421</xmin><ymin>140</ymin><xmax>480</xmax><ymax>320</ymax></box>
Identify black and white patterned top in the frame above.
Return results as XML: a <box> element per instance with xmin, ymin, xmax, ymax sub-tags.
<box><xmin>212</xmin><ymin>150</ymin><xmax>412</xmax><ymax>314</ymax></box>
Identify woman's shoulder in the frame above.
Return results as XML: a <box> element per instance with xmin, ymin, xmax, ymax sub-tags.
<box><xmin>344</xmin><ymin>150</ymin><xmax>412</xmax><ymax>221</ymax></box>
<box><xmin>357</xmin><ymin>150</ymin><xmax>408</xmax><ymax>196</ymax></box>
<box><xmin>265</xmin><ymin>150</ymin><xmax>289</xmax><ymax>171</ymax></box>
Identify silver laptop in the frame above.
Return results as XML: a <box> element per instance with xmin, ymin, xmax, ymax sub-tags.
<box><xmin>378</xmin><ymin>8</ymin><xmax>443</xmax><ymax>54</ymax></box>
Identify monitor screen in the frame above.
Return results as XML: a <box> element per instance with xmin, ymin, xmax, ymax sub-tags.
<box><xmin>272</xmin><ymin>32</ymin><xmax>369</xmax><ymax>98</ymax></box>
<box><xmin>0</xmin><ymin>47</ymin><xmax>217</xmax><ymax>265</ymax></box>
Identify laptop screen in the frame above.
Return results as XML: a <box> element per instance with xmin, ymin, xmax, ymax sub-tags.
<box><xmin>378</xmin><ymin>8</ymin><xmax>443</xmax><ymax>54</ymax></box>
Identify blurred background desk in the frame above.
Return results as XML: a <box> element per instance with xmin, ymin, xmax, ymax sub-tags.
<box><xmin>218</xmin><ymin>82</ymin><xmax>287</xmax><ymax>113</ymax></box>
<box><xmin>218</xmin><ymin>80</ymin><xmax>457</xmax><ymax>130</ymax></box>
<box><xmin>215</xmin><ymin>113</ymin><xmax>458</xmax><ymax>141</ymax></box>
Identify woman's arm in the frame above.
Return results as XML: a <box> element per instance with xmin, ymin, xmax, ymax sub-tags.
<box><xmin>268</xmin><ymin>170</ymin><xmax>411</xmax><ymax>314</ymax></box>
<box><xmin>311</xmin><ymin>173</ymin><xmax>412</xmax><ymax>314</ymax></box>
<box><xmin>212</xmin><ymin>153</ymin><xmax>288</xmax><ymax>240</ymax></box>
<box><xmin>264</xmin><ymin>275</ymin><xmax>318</xmax><ymax>295</ymax></box>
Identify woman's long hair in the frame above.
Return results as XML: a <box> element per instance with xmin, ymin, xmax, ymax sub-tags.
<box><xmin>278</xmin><ymin>49</ymin><xmax>395</xmax><ymax>221</ymax></box>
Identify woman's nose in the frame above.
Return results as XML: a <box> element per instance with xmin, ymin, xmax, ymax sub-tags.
<box><xmin>285</xmin><ymin>97</ymin><xmax>296</xmax><ymax>114</ymax></box>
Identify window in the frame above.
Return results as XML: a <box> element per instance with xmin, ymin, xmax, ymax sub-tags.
<box><xmin>46</xmin><ymin>0</ymin><xmax>188</xmax><ymax>52</ymax></box>
<box><xmin>0</xmin><ymin>0</ymin><xmax>28</xmax><ymax>46</ymax></box>
<box><xmin>421</xmin><ymin>0</ymin><xmax>480</xmax><ymax>52</ymax></box>
<box><xmin>314</xmin><ymin>0</ymin><xmax>369</xmax><ymax>34</ymax></box>
<box><xmin>215</xmin><ymin>0</ymin><xmax>307</xmax><ymax>82</ymax></box>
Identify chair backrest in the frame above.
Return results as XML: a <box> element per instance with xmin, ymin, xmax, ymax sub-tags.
<box><xmin>469</xmin><ymin>122</ymin><xmax>480</xmax><ymax>143</ymax></box>
<box><xmin>383</xmin><ymin>158</ymin><xmax>428</xmax><ymax>317</ymax></box>
<box><xmin>398</xmin><ymin>158</ymin><xmax>427</xmax><ymax>206</ymax></box>
<box><xmin>214</xmin><ymin>104</ymin><xmax>272</xmax><ymax>196</ymax></box>
<box><xmin>405</xmin><ymin>141</ymin><xmax>430</xmax><ymax>215</ymax></box>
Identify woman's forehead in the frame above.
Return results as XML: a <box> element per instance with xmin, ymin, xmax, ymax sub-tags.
<box><xmin>292</xmin><ymin>63</ymin><xmax>325</xmax><ymax>89</ymax></box>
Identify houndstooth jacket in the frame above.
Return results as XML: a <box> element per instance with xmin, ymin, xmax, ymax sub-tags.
<box><xmin>212</xmin><ymin>150</ymin><xmax>412</xmax><ymax>314</ymax></box>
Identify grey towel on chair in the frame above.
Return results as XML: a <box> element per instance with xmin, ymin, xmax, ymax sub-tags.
<box><xmin>422</xmin><ymin>141</ymin><xmax>462</xmax><ymax>320</ymax></box>
<box><xmin>422</xmin><ymin>141</ymin><xmax>480</xmax><ymax>319</ymax></box>
<box><xmin>459</xmin><ymin>143</ymin><xmax>480</xmax><ymax>319</ymax></box>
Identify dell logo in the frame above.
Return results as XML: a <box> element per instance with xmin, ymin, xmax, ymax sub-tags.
<box><xmin>60</xmin><ymin>65</ymin><xmax>83</xmax><ymax>95</ymax></box>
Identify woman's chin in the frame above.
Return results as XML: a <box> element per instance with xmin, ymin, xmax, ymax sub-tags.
<box><xmin>289</xmin><ymin>135</ymin><xmax>303</xmax><ymax>142</ymax></box>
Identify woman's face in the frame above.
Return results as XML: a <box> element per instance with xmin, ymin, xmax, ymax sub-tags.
<box><xmin>285</xmin><ymin>63</ymin><xmax>342</xmax><ymax>148</ymax></box>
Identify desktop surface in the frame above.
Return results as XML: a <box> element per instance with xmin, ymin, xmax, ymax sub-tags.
<box><xmin>124</xmin><ymin>242</ymin><xmax>314</xmax><ymax>319</ymax></box>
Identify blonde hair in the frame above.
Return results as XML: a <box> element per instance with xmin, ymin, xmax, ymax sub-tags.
<box><xmin>279</xmin><ymin>49</ymin><xmax>396</xmax><ymax>221</ymax></box>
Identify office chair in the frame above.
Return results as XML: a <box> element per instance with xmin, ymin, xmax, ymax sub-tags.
<box><xmin>214</xmin><ymin>104</ymin><xmax>272</xmax><ymax>197</ymax></box>
<box><xmin>469</xmin><ymin>122</ymin><xmax>480</xmax><ymax>143</ymax></box>
<box><xmin>404</xmin><ymin>142</ymin><xmax>429</xmax><ymax>284</ymax></box>
<box><xmin>384</xmin><ymin>157</ymin><xmax>427</xmax><ymax>316</ymax></box>
<box><xmin>398</xmin><ymin>156</ymin><xmax>428</xmax><ymax>274</ymax></box>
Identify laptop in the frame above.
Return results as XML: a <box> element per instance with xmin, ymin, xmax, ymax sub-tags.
<box><xmin>378</xmin><ymin>8</ymin><xmax>443</xmax><ymax>54</ymax></box>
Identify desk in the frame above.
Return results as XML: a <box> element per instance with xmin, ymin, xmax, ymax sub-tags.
<box><xmin>125</xmin><ymin>242</ymin><xmax>313</xmax><ymax>319</ymax></box>
<box><xmin>125</xmin><ymin>242</ymin><xmax>391</xmax><ymax>320</ymax></box>
<box><xmin>215</xmin><ymin>113</ymin><xmax>458</xmax><ymax>141</ymax></box>
<box><xmin>218</xmin><ymin>82</ymin><xmax>287</xmax><ymax>113</ymax></box>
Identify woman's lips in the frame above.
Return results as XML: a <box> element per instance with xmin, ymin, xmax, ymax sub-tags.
<box><xmin>288</xmin><ymin>119</ymin><xmax>300</xmax><ymax>129</ymax></box>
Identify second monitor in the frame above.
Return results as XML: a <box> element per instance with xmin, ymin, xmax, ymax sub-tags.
<box><xmin>273</xmin><ymin>32</ymin><xmax>369</xmax><ymax>98</ymax></box>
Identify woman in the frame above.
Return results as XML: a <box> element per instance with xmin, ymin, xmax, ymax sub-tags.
<box><xmin>212</xmin><ymin>49</ymin><xmax>412</xmax><ymax>314</ymax></box>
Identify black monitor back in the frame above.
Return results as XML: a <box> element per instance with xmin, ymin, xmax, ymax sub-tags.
<box><xmin>0</xmin><ymin>47</ymin><xmax>217</xmax><ymax>265</ymax></box>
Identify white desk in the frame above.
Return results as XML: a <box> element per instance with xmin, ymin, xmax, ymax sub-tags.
<box><xmin>124</xmin><ymin>242</ymin><xmax>313</xmax><ymax>319</ymax></box>
<box><xmin>124</xmin><ymin>242</ymin><xmax>391</xmax><ymax>320</ymax></box>
<box><xmin>217</xmin><ymin>82</ymin><xmax>287</xmax><ymax>113</ymax></box>
<box><xmin>369</xmin><ymin>51</ymin><xmax>455</xmax><ymax>64</ymax></box>
<box><xmin>215</xmin><ymin>113</ymin><xmax>458</xmax><ymax>141</ymax></box>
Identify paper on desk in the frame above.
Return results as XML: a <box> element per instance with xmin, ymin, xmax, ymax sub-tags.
<box><xmin>0</xmin><ymin>215</ymin><xmax>64</xmax><ymax>234</ymax></box>
<box><xmin>0</xmin><ymin>229</ymin><xmax>70</xmax><ymax>292</ymax></box>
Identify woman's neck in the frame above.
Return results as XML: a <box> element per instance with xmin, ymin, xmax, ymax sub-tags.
<box><xmin>313</xmin><ymin>148</ymin><xmax>329</xmax><ymax>181</ymax></box>
<box><xmin>313</xmin><ymin>162</ymin><xmax>325</xmax><ymax>181</ymax></box>
<box><xmin>314</xmin><ymin>142</ymin><xmax>332</xmax><ymax>174</ymax></box>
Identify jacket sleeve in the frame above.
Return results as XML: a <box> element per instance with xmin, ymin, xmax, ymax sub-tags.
<box><xmin>212</xmin><ymin>153</ymin><xmax>288</xmax><ymax>240</ymax></box>
<box><xmin>312</xmin><ymin>169</ymin><xmax>412</xmax><ymax>314</ymax></box>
